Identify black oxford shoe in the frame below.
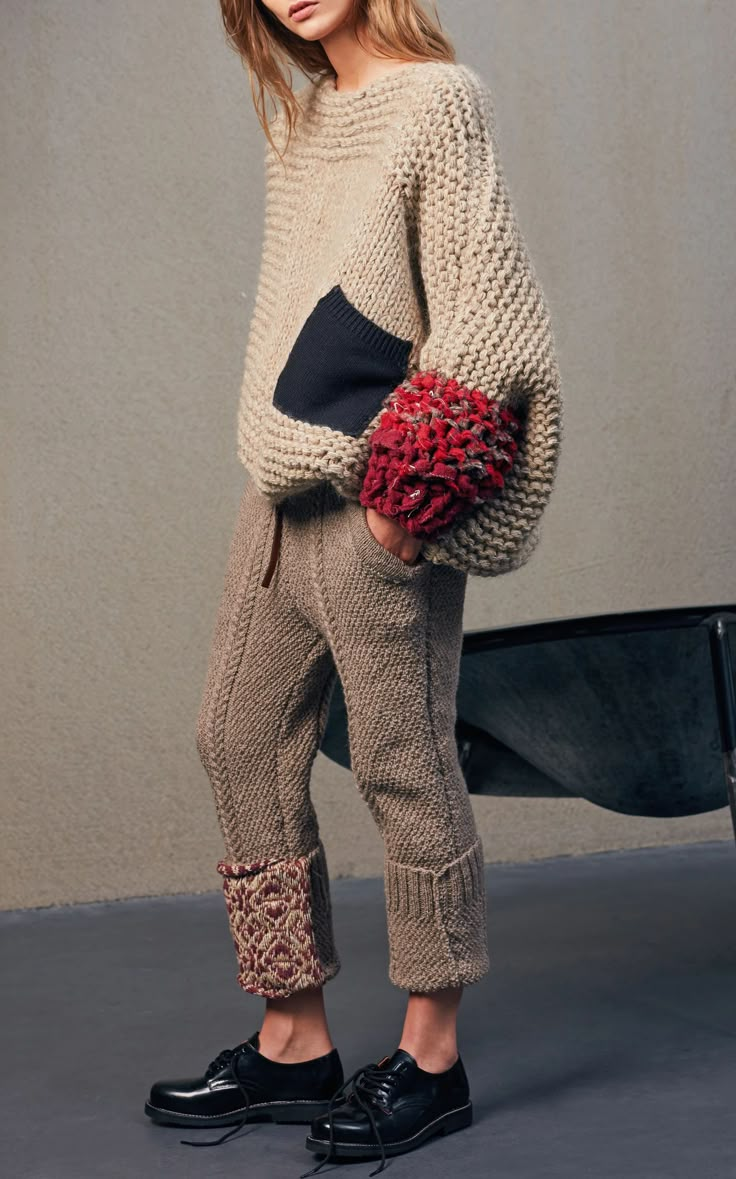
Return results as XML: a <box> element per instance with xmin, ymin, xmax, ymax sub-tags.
<box><xmin>301</xmin><ymin>1046</ymin><xmax>473</xmax><ymax>1176</ymax></box>
<box><xmin>144</xmin><ymin>1029</ymin><xmax>344</xmax><ymax>1147</ymax></box>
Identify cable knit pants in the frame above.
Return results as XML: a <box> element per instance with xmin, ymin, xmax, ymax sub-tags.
<box><xmin>195</xmin><ymin>475</ymin><xmax>489</xmax><ymax>998</ymax></box>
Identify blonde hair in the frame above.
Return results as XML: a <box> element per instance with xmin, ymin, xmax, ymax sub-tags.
<box><xmin>219</xmin><ymin>0</ymin><xmax>455</xmax><ymax>158</ymax></box>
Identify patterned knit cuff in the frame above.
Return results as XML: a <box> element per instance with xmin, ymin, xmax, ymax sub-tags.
<box><xmin>359</xmin><ymin>370</ymin><xmax>523</xmax><ymax>539</ymax></box>
<box><xmin>216</xmin><ymin>843</ymin><xmax>340</xmax><ymax>998</ymax></box>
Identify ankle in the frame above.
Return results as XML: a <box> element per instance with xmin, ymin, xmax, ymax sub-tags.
<box><xmin>257</xmin><ymin>1026</ymin><xmax>334</xmax><ymax>1064</ymax></box>
<box><xmin>256</xmin><ymin>988</ymin><xmax>334</xmax><ymax>1063</ymax></box>
<box><xmin>257</xmin><ymin>1035</ymin><xmax>334</xmax><ymax>1064</ymax></box>
<box><xmin>397</xmin><ymin>1039</ymin><xmax>459</xmax><ymax>1073</ymax></box>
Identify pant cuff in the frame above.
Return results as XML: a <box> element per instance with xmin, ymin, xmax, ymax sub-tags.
<box><xmin>216</xmin><ymin>839</ymin><xmax>340</xmax><ymax>998</ymax></box>
<box><xmin>384</xmin><ymin>837</ymin><xmax>490</xmax><ymax>991</ymax></box>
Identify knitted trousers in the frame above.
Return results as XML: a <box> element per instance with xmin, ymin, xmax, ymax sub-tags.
<box><xmin>195</xmin><ymin>475</ymin><xmax>489</xmax><ymax>998</ymax></box>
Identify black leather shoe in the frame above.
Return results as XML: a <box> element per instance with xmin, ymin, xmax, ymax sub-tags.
<box><xmin>301</xmin><ymin>1047</ymin><xmax>472</xmax><ymax>1176</ymax></box>
<box><xmin>144</xmin><ymin>1029</ymin><xmax>344</xmax><ymax>1147</ymax></box>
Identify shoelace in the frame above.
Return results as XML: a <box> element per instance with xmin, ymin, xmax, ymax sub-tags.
<box><xmin>299</xmin><ymin>1059</ymin><xmax>403</xmax><ymax>1178</ymax></box>
<box><xmin>180</xmin><ymin>1044</ymin><xmax>256</xmax><ymax>1147</ymax></box>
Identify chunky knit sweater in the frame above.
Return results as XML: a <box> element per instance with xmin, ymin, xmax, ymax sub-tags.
<box><xmin>236</xmin><ymin>60</ymin><xmax>563</xmax><ymax>577</ymax></box>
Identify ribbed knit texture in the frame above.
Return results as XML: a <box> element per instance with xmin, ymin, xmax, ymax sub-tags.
<box><xmin>237</xmin><ymin>60</ymin><xmax>563</xmax><ymax>577</ymax></box>
<box><xmin>196</xmin><ymin>476</ymin><xmax>489</xmax><ymax>994</ymax></box>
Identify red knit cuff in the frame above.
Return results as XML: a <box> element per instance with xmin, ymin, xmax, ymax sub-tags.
<box><xmin>359</xmin><ymin>370</ymin><xmax>523</xmax><ymax>539</ymax></box>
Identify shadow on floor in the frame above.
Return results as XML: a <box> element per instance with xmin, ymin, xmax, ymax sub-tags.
<box><xmin>2</xmin><ymin>840</ymin><xmax>735</xmax><ymax>1179</ymax></box>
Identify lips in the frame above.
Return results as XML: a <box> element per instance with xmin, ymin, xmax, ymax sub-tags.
<box><xmin>289</xmin><ymin>0</ymin><xmax>316</xmax><ymax>15</ymax></box>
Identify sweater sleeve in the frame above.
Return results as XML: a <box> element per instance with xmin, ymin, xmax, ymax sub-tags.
<box><xmin>358</xmin><ymin>68</ymin><xmax>563</xmax><ymax>570</ymax></box>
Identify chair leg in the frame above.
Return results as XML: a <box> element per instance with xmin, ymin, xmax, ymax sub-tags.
<box><xmin>708</xmin><ymin>615</ymin><xmax>736</xmax><ymax>844</ymax></box>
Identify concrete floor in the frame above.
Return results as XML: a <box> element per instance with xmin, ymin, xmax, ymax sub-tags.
<box><xmin>2</xmin><ymin>840</ymin><xmax>735</xmax><ymax>1179</ymax></box>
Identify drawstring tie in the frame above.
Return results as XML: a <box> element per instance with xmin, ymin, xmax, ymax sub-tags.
<box><xmin>261</xmin><ymin>505</ymin><xmax>283</xmax><ymax>588</ymax></box>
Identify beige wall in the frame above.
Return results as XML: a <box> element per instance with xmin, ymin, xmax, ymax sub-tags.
<box><xmin>2</xmin><ymin>1</ymin><xmax>734</xmax><ymax>910</ymax></box>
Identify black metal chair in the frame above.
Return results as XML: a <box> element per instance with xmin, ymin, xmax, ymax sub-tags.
<box><xmin>319</xmin><ymin>604</ymin><xmax>736</xmax><ymax>843</ymax></box>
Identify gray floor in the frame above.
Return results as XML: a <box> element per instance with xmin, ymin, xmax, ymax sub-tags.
<box><xmin>2</xmin><ymin>840</ymin><xmax>735</xmax><ymax>1179</ymax></box>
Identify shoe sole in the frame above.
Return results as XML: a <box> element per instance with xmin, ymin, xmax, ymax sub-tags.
<box><xmin>144</xmin><ymin>1099</ymin><xmax>331</xmax><ymax>1128</ymax></box>
<box><xmin>304</xmin><ymin>1101</ymin><xmax>473</xmax><ymax>1159</ymax></box>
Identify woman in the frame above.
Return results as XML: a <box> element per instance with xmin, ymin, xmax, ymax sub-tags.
<box><xmin>145</xmin><ymin>0</ymin><xmax>562</xmax><ymax>1174</ymax></box>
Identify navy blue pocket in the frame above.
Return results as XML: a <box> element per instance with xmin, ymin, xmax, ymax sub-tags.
<box><xmin>272</xmin><ymin>284</ymin><xmax>413</xmax><ymax>437</ymax></box>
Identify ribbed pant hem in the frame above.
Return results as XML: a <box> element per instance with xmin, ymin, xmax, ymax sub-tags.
<box><xmin>384</xmin><ymin>838</ymin><xmax>490</xmax><ymax>991</ymax></box>
<box><xmin>217</xmin><ymin>839</ymin><xmax>340</xmax><ymax>998</ymax></box>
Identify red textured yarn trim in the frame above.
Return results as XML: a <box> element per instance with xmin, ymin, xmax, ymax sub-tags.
<box><xmin>359</xmin><ymin>369</ymin><xmax>523</xmax><ymax>539</ymax></box>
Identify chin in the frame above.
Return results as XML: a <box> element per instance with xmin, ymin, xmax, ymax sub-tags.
<box><xmin>291</xmin><ymin>19</ymin><xmax>342</xmax><ymax>42</ymax></box>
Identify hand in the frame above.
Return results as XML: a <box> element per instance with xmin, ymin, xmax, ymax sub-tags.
<box><xmin>365</xmin><ymin>507</ymin><xmax>424</xmax><ymax>565</ymax></box>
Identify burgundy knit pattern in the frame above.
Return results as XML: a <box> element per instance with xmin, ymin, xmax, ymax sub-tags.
<box><xmin>216</xmin><ymin>851</ymin><xmax>333</xmax><ymax>999</ymax></box>
<box><xmin>359</xmin><ymin>369</ymin><xmax>524</xmax><ymax>539</ymax></box>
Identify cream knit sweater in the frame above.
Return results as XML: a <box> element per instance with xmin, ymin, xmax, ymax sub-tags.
<box><xmin>237</xmin><ymin>60</ymin><xmax>563</xmax><ymax>577</ymax></box>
